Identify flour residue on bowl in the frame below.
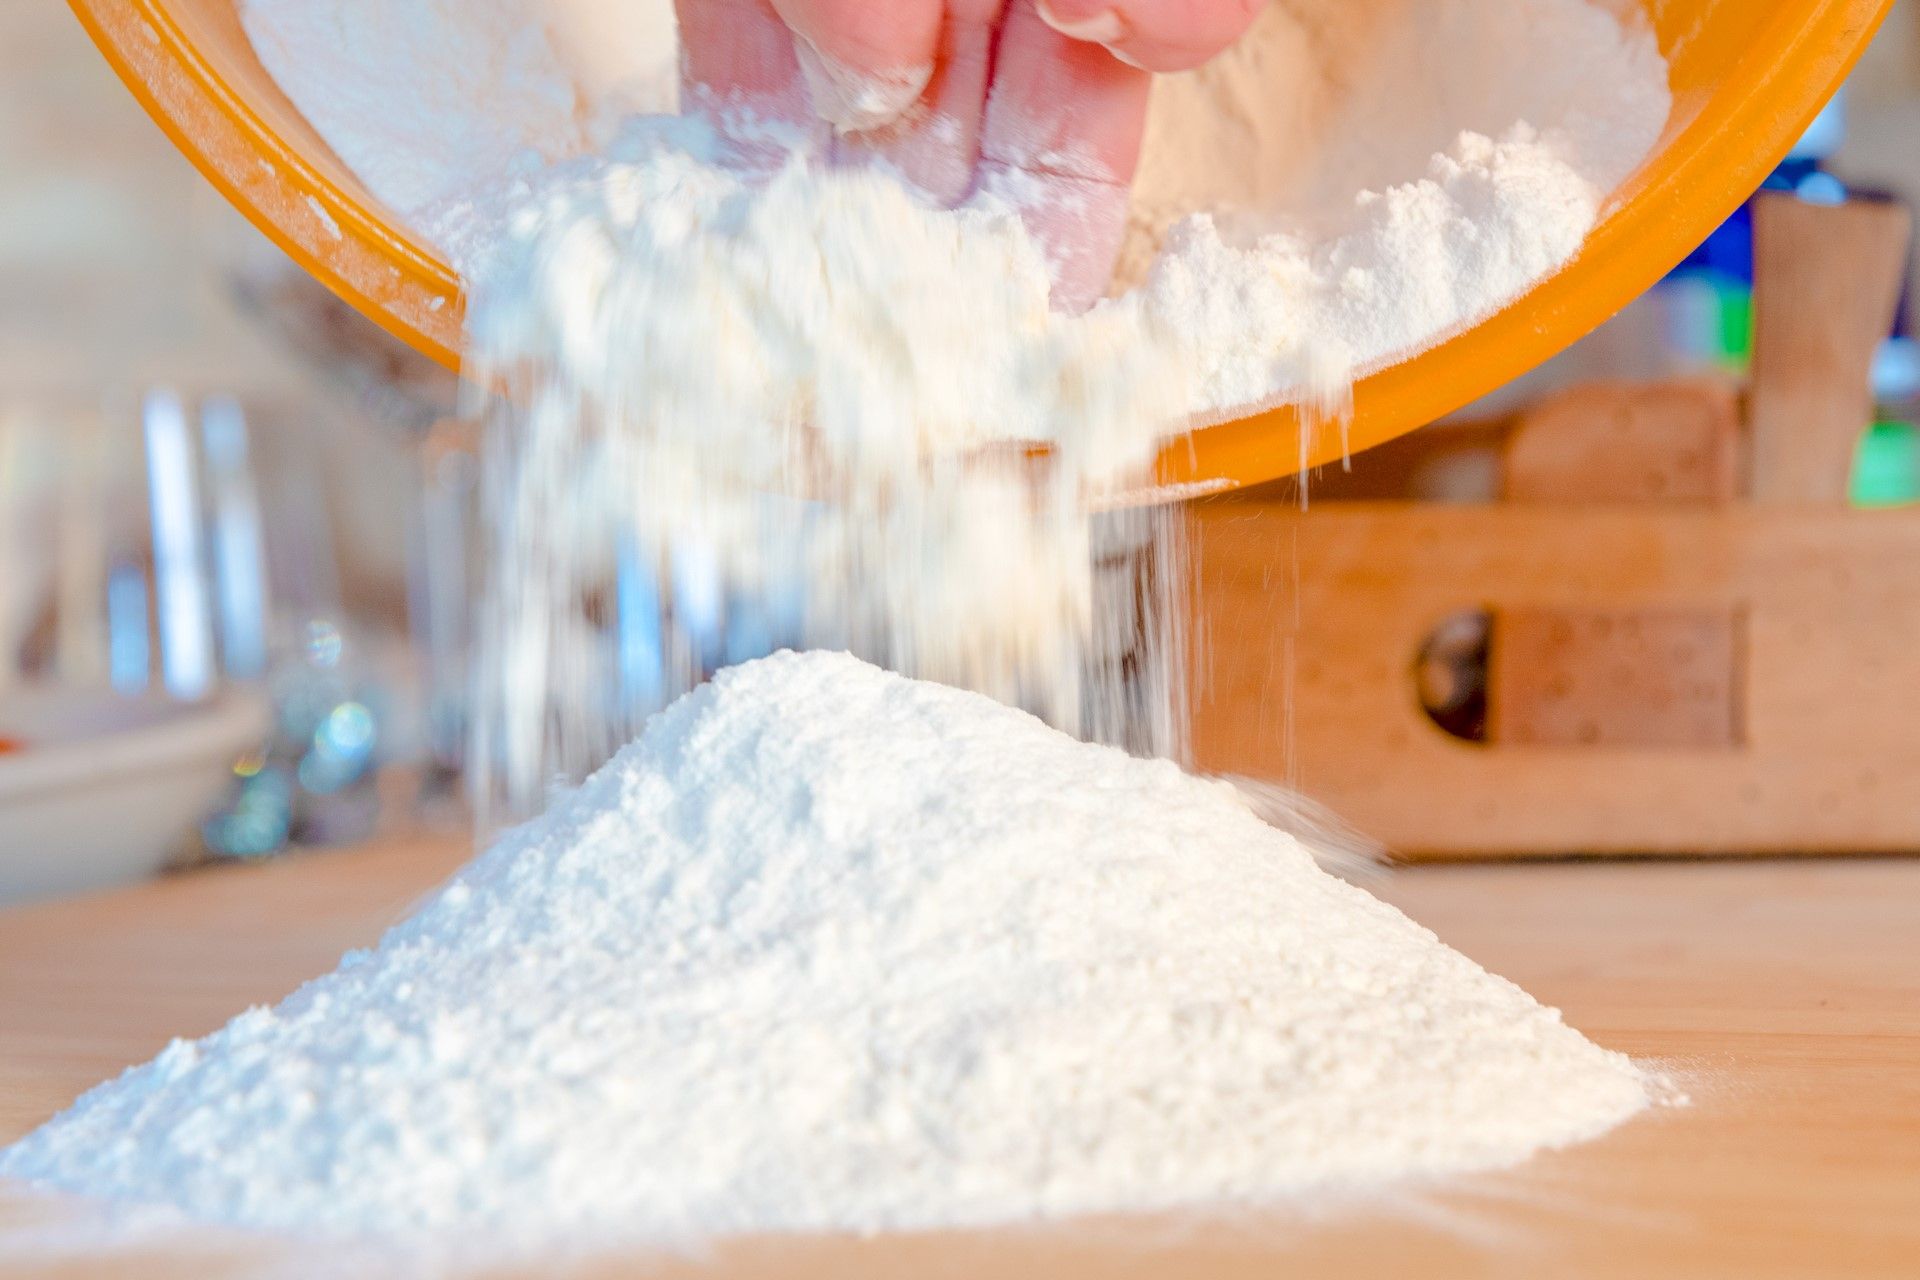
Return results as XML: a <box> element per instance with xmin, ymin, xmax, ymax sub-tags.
<box><xmin>245</xmin><ymin>0</ymin><xmax>1671</xmax><ymax>415</ymax></box>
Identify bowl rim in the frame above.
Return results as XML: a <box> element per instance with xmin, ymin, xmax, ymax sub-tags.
<box><xmin>66</xmin><ymin>0</ymin><xmax>1898</xmax><ymax>493</ymax></box>
<box><xmin>0</xmin><ymin>685</ymin><xmax>270</xmax><ymax>803</ymax></box>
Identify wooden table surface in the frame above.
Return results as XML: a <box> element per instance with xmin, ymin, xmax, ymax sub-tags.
<box><xmin>1</xmin><ymin>841</ymin><xmax>1916</xmax><ymax>1278</ymax></box>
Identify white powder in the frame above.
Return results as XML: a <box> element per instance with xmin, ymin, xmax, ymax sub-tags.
<box><xmin>458</xmin><ymin>121</ymin><xmax>1208</xmax><ymax>813</ymax></box>
<box><xmin>275</xmin><ymin>0</ymin><xmax>1669</xmax><ymax>811</ymax></box>
<box><xmin>243</xmin><ymin>0</ymin><xmax>679</xmax><ymax>218</ymax></box>
<box><xmin>68</xmin><ymin>11</ymin><xmax>1674</xmax><ymax>1243</ymax></box>
<box><xmin>0</xmin><ymin>652</ymin><xmax>1655</xmax><ymax>1251</ymax></box>
<box><xmin>244</xmin><ymin>0</ymin><xmax>1670</xmax><ymax>419</ymax></box>
<box><xmin>466</xmin><ymin>131</ymin><xmax>1192</xmax><ymax>483</ymax></box>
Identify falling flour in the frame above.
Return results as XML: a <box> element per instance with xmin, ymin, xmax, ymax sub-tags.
<box><xmin>459</xmin><ymin>129</ymin><xmax>1203</xmax><ymax>808</ymax></box>
<box><xmin>239</xmin><ymin>0</ymin><xmax>1672</xmax><ymax>787</ymax></box>
<box><xmin>234</xmin><ymin>0</ymin><xmax>1675</xmax><ymax>800</ymax></box>
<box><xmin>0</xmin><ymin>652</ymin><xmax>1657</xmax><ymax>1252</ymax></box>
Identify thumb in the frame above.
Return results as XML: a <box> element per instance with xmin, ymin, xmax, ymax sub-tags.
<box><xmin>770</xmin><ymin>0</ymin><xmax>947</xmax><ymax>132</ymax></box>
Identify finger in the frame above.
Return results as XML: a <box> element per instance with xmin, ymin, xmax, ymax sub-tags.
<box><xmin>978</xmin><ymin>0</ymin><xmax>1151</xmax><ymax>310</ymax></box>
<box><xmin>674</xmin><ymin>0</ymin><xmax>817</xmax><ymax>157</ymax></box>
<box><xmin>1033</xmin><ymin>0</ymin><xmax>1263</xmax><ymax>72</ymax></box>
<box><xmin>835</xmin><ymin>0</ymin><xmax>1007</xmax><ymax>205</ymax></box>
<box><xmin>771</xmin><ymin>0</ymin><xmax>944</xmax><ymax>132</ymax></box>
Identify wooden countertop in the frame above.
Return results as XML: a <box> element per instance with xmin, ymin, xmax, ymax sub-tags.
<box><xmin>2</xmin><ymin>841</ymin><xmax>1916</xmax><ymax>1278</ymax></box>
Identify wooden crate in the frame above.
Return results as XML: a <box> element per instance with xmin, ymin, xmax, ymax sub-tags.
<box><xmin>1188</xmin><ymin>501</ymin><xmax>1920</xmax><ymax>857</ymax></box>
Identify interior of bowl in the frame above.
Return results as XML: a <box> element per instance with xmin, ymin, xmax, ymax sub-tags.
<box><xmin>69</xmin><ymin>0</ymin><xmax>463</xmax><ymax>365</ymax></box>
<box><xmin>70</xmin><ymin>0</ymin><xmax>1894</xmax><ymax>492</ymax></box>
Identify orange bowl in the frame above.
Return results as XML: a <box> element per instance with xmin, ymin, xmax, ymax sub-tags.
<box><xmin>71</xmin><ymin>0</ymin><xmax>1893</xmax><ymax>491</ymax></box>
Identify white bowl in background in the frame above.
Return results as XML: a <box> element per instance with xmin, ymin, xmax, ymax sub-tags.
<box><xmin>0</xmin><ymin>685</ymin><xmax>270</xmax><ymax>908</ymax></box>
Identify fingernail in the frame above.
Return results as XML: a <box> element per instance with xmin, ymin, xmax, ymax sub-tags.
<box><xmin>1034</xmin><ymin>0</ymin><xmax>1127</xmax><ymax>45</ymax></box>
<box><xmin>794</xmin><ymin>37</ymin><xmax>933</xmax><ymax>134</ymax></box>
<box><xmin>1103</xmin><ymin>43</ymin><xmax>1147</xmax><ymax>70</ymax></box>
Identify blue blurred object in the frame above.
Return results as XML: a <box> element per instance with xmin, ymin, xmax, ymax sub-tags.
<box><xmin>105</xmin><ymin>566</ymin><xmax>150</xmax><ymax>694</ymax></box>
<box><xmin>616</xmin><ymin>532</ymin><xmax>667</xmax><ymax>717</ymax></box>
<box><xmin>201</xmin><ymin>396</ymin><xmax>270</xmax><ymax>680</ymax></box>
<box><xmin>1665</xmin><ymin>91</ymin><xmax>1849</xmax><ymax>293</ymax></box>
<box><xmin>201</xmin><ymin>756</ymin><xmax>293</xmax><ymax>860</ymax></box>
<box><xmin>1637</xmin><ymin>87</ymin><xmax>1917</xmax><ymax>509</ymax></box>
<box><xmin>1656</xmin><ymin>89</ymin><xmax>1912</xmax><ymax>386</ymax></box>
<box><xmin>142</xmin><ymin>390</ymin><xmax>216</xmax><ymax>701</ymax></box>
<box><xmin>1786</xmin><ymin>91</ymin><xmax>1846</xmax><ymax>162</ymax></box>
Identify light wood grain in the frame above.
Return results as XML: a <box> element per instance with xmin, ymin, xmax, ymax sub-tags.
<box><xmin>1</xmin><ymin>840</ymin><xmax>1916</xmax><ymax>1278</ymax></box>
<box><xmin>1487</xmin><ymin>607</ymin><xmax>1742</xmax><ymax>747</ymax></box>
<box><xmin>1747</xmin><ymin>194</ymin><xmax>1911</xmax><ymax>503</ymax></box>
<box><xmin>1189</xmin><ymin>502</ymin><xmax>1920</xmax><ymax>856</ymax></box>
<box><xmin>1501</xmin><ymin>380</ymin><xmax>1742</xmax><ymax>504</ymax></box>
<box><xmin>1489</xmin><ymin>382</ymin><xmax>1747</xmax><ymax>748</ymax></box>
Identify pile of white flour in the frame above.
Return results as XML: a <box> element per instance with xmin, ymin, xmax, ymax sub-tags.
<box><xmin>0</xmin><ymin>653</ymin><xmax>1654</xmax><ymax>1250</ymax></box>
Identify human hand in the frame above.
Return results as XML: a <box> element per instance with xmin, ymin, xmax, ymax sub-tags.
<box><xmin>674</xmin><ymin>0</ymin><xmax>1263</xmax><ymax>310</ymax></box>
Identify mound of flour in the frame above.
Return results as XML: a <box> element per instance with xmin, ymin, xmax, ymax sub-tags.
<box><xmin>0</xmin><ymin>652</ymin><xmax>1652</xmax><ymax>1248</ymax></box>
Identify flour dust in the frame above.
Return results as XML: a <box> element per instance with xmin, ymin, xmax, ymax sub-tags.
<box><xmin>237</xmin><ymin>0</ymin><xmax>1672</xmax><ymax>817</ymax></box>
<box><xmin>458</xmin><ymin>133</ymin><xmax>1217</xmax><ymax>824</ymax></box>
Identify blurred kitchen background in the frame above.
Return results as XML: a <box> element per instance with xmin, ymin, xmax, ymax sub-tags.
<box><xmin>2</xmin><ymin>2</ymin><xmax>1917</xmax><ymax>905</ymax></box>
<box><xmin>1</xmin><ymin>1</ymin><xmax>464</xmax><ymax>904</ymax></box>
